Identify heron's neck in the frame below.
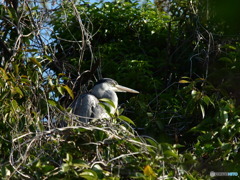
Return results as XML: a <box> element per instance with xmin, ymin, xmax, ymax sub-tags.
<box><xmin>91</xmin><ymin>89</ymin><xmax>118</xmax><ymax>114</ymax></box>
<box><xmin>103</xmin><ymin>90</ymin><xmax>118</xmax><ymax>108</ymax></box>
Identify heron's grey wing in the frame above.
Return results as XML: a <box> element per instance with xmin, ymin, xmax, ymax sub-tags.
<box><xmin>71</xmin><ymin>94</ymin><xmax>99</xmax><ymax>123</ymax></box>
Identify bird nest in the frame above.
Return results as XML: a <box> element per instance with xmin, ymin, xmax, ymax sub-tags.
<box><xmin>8</xmin><ymin>107</ymin><xmax>157</xmax><ymax>179</ymax></box>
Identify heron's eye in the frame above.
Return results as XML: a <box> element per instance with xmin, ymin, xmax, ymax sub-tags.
<box><xmin>109</xmin><ymin>82</ymin><xmax>116</xmax><ymax>86</ymax></box>
<box><xmin>113</xmin><ymin>81</ymin><xmax>118</xmax><ymax>86</ymax></box>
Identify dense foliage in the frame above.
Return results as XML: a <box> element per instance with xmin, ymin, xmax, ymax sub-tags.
<box><xmin>0</xmin><ymin>0</ymin><xmax>240</xmax><ymax>179</ymax></box>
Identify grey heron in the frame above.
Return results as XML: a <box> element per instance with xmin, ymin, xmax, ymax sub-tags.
<box><xmin>71</xmin><ymin>78</ymin><xmax>139</xmax><ymax>123</ymax></box>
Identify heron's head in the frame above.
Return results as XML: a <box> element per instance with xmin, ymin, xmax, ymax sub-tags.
<box><xmin>94</xmin><ymin>78</ymin><xmax>139</xmax><ymax>93</ymax></box>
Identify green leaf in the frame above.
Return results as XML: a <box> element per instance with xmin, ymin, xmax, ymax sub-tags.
<box><xmin>11</xmin><ymin>99</ymin><xmax>19</xmax><ymax>110</ymax></box>
<box><xmin>99</xmin><ymin>102</ymin><xmax>111</xmax><ymax>115</ymax></box>
<box><xmin>1</xmin><ymin>166</ymin><xmax>11</xmax><ymax>177</ymax></box>
<box><xmin>221</xmin><ymin>143</ymin><xmax>231</xmax><ymax>151</ymax></box>
<box><xmin>0</xmin><ymin>78</ymin><xmax>5</xmax><ymax>87</ymax></box>
<box><xmin>57</xmin><ymin>86</ymin><xmax>64</xmax><ymax>95</ymax></box>
<box><xmin>47</xmin><ymin>99</ymin><xmax>57</xmax><ymax>107</ymax></box>
<box><xmin>191</xmin><ymin>90</ymin><xmax>197</xmax><ymax>98</ymax></box>
<box><xmin>43</xmin><ymin>55</ymin><xmax>53</xmax><ymax>62</ymax></box>
<box><xmin>36</xmin><ymin>161</ymin><xmax>41</xmax><ymax>168</ymax></box>
<box><xmin>79</xmin><ymin>170</ymin><xmax>98</xmax><ymax>180</ymax></box>
<box><xmin>13</xmin><ymin>63</ymin><xmax>19</xmax><ymax>75</ymax></box>
<box><xmin>66</xmin><ymin>153</ymin><xmax>73</xmax><ymax>164</ymax></box>
<box><xmin>99</xmin><ymin>98</ymin><xmax>115</xmax><ymax>108</ymax></box>
<box><xmin>7</xmin><ymin>8</ymin><xmax>13</xmax><ymax>19</ymax></box>
<box><xmin>92</xmin><ymin>164</ymin><xmax>103</xmax><ymax>178</ymax></box>
<box><xmin>73</xmin><ymin>160</ymin><xmax>89</xmax><ymax>168</ymax></box>
<box><xmin>63</xmin><ymin>85</ymin><xmax>74</xmax><ymax>99</ymax></box>
<box><xmin>180</xmin><ymin>76</ymin><xmax>191</xmax><ymax>79</ymax></box>
<box><xmin>48</xmin><ymin>78</ymin><xmax>54</xmax><ymax>86</ymax></box>
<box><xmin>227</xmin><ymin>45</ymin><xmax>236</xmax><ymax>50</ymax></box>
<box><xmin>143</xmin><ymin>165</ymin><xmax>156</xmax><ymax>177</ymax></box>
<box><xmin>200</xmin><ymin>104</ymin><xmax>205</xmax><ymax>119</ymax></box>
<box><xmin>173</xmin><ymin>144</ymin><xmax>185</xmax><ymax>148</ymax></box>
<box><xmin>31</xmin><ymin>6</ymin><xmax>39</xmax><ymax>10</ymax></box>
<box><xmin>14</xmin><ymin>87</ymin><xmax>24</xmax><ymax>97</ymax></box>
<box><xmin>222</xmin><ymin>110</ymin><xmax>228</xmax><ymax>122</ymax></box>
<box><xmin>179</xmin><ymin>80</ymin><xmax>190</xmax><ymax>84</ymax></box>
<box><xmin>0</xmin><ymin>91</ymin><xmax>10</xmax><ymax>101</ymax></box>
<box><xmin>145</xmin><ymin>137</ymin><xmax>158</xmax><ymax>147</ymax></box>
<box><xmin>202</xmin><ymin>95</ymin><xmax>215</xmax><ymax>107</ymax></box>
<box><xmin>218</xmin><ymin>57</ymin><xmax>232</xmax><ymax>64</ymax></box>
<box><xmin>0</xmin><ymin>67</ymin><xmax>9</xmax><ymax>80</ymax></box>
<box><xmin>58</xmin><ymin>73</ymin><xmax>66</xmax><ymax>76</ymax></box>
<box><xmin>164</xmin><ymin>150</ymin><xmax>178</xmax><ymax>159</ymax></box>
<box><xmin>118</xmin><ymin>115</ymin><xmax>135</xmax><ymax>126</ymax></box>
<box><xmin>61</xmin><ymin>163</ymin><xmax>70</xmax><ymax>172</ymax></box>
<box><xmin>118</xmin><ymin>108</ymin><xmax>124</xmax><ymax>115</ymax></box>
<box><xmin>32</xmin><ymin>71</ymin><xmax>39</xmax><ymax>84</ymax></box>
<box><xmin>38</xmin><ymin>120</ymin><xmax>45</xmax><ymax>132</ymax></box>
<box><xmin>29</xmin><ymin>57</ymin><xmax>42</xmax><ymax>68</ymax></box>
<box><xmin>39</xmin><ymin>98</ymin><xmax>47</xmax><ymax>114</ymax></box>
<box><xmin>20</xmin><ymin>77</ymin><xmax>31</xmax><ymax>84</ymax></box>
<box><xmin>25</xmin><ymin>49</ymin><xmax>38</xmax><ymax>52</ymax></box>
<box><xmin>42</xmin><ymin>164</ymin><xmax>55</xmax><ymax>173</ymax></box>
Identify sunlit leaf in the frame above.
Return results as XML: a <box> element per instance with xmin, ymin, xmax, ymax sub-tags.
<box><xmin>47</xmin><ymin>99</ymin><xmax>57</xmax><ymax>107</ymax></box>
<box><xmin>0</xmin><ymin>78</ymin><xmax>5</xmax><ymax>87</ymax></box>
<box><xmin>99</xmin><ymin>98</ymin><xmax>115</xmax><ymax>108</ymax></box>
<box><xmin>181</xmin><ymin>76</ymin><xmax>191</xmax><ymax>79</ymax></box>
<box><xmin>58</xmin><ymin>73</ymin><xmax>66</xmax><ymax>76</ymax></box>
<box><xmin>222</xmin><ymin>110</ymin><xmax>228</xmax><ymax>122</ymax></box>
<box><xmin>63</xmin><ymin>85</ymin><xmax>74</xmax><ymax>99</ymax></box>
<box><xmin>14</xmin><ymin>87</ymin><xmax>24</xmax><ymax>97</ymax></box>
<box><xmin>73</xmin><ymin>160</ymin><xmax>89</xmax><ymax>168</ymax></box>
<box><xmin>1</xmin><ymin>166</ymin><xmax>11</xmax><ymax>177</ymax></box>
<box><xmin>66</xmin><ymin>153</ymin><xmax>73</xmax><ymax>163</ymax></box>
<box><xmin>99</xmin><ymin>102</ymin><xmax>111</xmax><ymax>115</ymax></box>
<box><xmin>191</xmin><ymin>90</ymin><xmax>197</xmax><ymax>98</ymax></box>
<box><xmin>11</xmin><ymin>99</ymin><xmax>19</xmax><ymax>110</ymax></box>
<box><xmin>31</xmin><ymin>6</ymin><xmax>39</xmax><ymax>10</ymax></box>
<box><xmin>173</xmin><ymin>144</ymin><xmax>185</xmax><ymax>148</ymax></box>
<box><xmin>48</xmin><ymin>78</ymin><xmax>54</xmax><ymax>86</ymax></box>
<box><xmin>202</xmin><ymin>95</ymin><xmax>215</xmax><ymax>107</ymax></box>
<box><xmin>25</xmin><ymin>49</ymin><xmax>38</xmax><ymax>52</ymax></box>
<box><xmin>38</xmin><ymin>121</ymin><xmax>45</xmax><ymax>132</ymax></box>
<box><xmin>36</xmin><ymin>161</ymin><xmax>41</xmax><ymax>168</ymax></box>
<box><xmin>145</xmin><ymin>137</ymin><xmax>158</xmax><ymax>147</ymax></box>
<box><xmin>61</xmin><ymin>163</ymin><xmax>70</xmax><ymax>172</ymax></box>
<box><xmin>29</xmin><ymin>57</ymin><xmax>41</xmax><ymax>68</ymax></box>
<box><xmin>0</xmin><ymin>91</ymin><xmax>10</xmax><ymax>101</ymax></box>
<box><xmin>13</xmin><ymin>63</ymin><xmax>19</xmax><ymax>75</ymax></box>
<box><xmin>32</xmin><ymin>71</ymin><xmax>39</xmax><ymax>84</ymax></box>
<box><xmin>164</xmin><ymin>150</ymin><xmax>178</xmax><ymax>158</ymax></box>
<box><xmin>57</xmin><ymin>86</ymin><xmax>64</xmax><ymax>95</ymax></box>
<box><xmin>43</xmin><ymin>55</ymin><xmax>53</xmax><ymax>62</ymax></box>
<box><xmin>79</xmin><ymin>169</ymin><xmax>98</xmax><ymax>180</ymax></box>
<box><xmin>119</xmin><ymin>115</ymin><xmax>135</xmax><ymax>126</ymax></box>
<box><xmin>227</xmin><ymin>45</ymin><xmax>236</xmax><ymax>50</ymax></box>
<box><xmin>143</xmin><ymin>165</ymin><xmax>156</xmax><ymax>177</ymax></box>
<box><xmin>20</xmin><ymin>78</ymin><xmax>31</xmax><ymax>84</ymax></box>
<box><xmin>200</xmin><ymin>104</ymin><xmax>205</xmax><ymax>119</ymax></box>
<box><xmin>0</xmin><ymin>67</ymin><xmax>9</xmax><ymax>80</ymax></box>
<box><xmin>7</xmin><ymin>8</ymin><xmax>14</xmax><ymax>19</ymax></box>
<box><xmin>179</xmin><ymin>80</ymin><xmax>190</xmax><ymax>84</ymax></box>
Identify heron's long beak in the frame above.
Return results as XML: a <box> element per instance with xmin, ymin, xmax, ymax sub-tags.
<box><xmin>115</xmin><ymin>84</ymin><xmax>139</xmax><ymax>93</ymax></box>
